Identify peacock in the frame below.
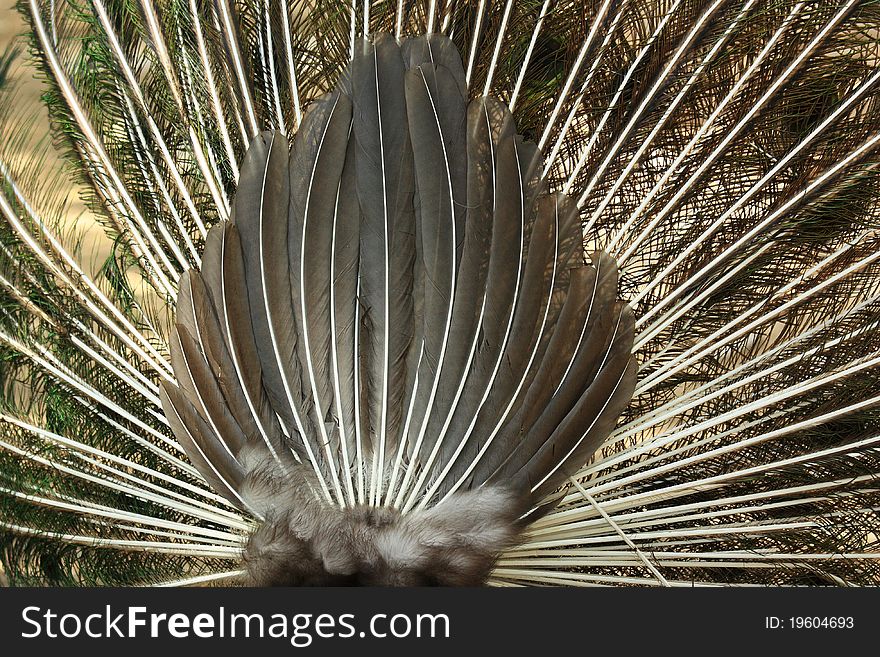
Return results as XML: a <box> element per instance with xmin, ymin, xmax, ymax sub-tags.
<box><xmin>1</xmin><ymin>0</ymin><xmax>879</xmax><ymax>586</ymax></box>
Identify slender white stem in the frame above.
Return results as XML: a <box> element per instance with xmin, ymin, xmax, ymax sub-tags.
<box><xmin>120</xmin><ymin>92</ymin><xmax>198</xmax><ymax>268</ymax></box>
<box><xmin>1</xmin><ymin>487</ymin><xmax>243</xmax><ymax>544</ymax></box>
<box><xmin>351</xmin><ymin>0</ymin><xmax>359</xmax><ymax>58</ymax></box>
<box><xmin>562</xmin><ymin>0</ymin><xmax>684</xmax><ymax>197</ymax></box>
<box><xmin>434</xmin><ymin>201</ymin><xmax>563</xmax><ymax>504</ymax></box>
<box><xmin>0</xmin><ymin>429</ymin><xmax>246</xmax><ymax>529</ymax></box>
<box><xmin>91</xmin><ymin>0</ymin><xmax>209</xmax><ymax>239</ymax></box>
<box><xmin>568</xmin><ymin>477</ymin><xmax>670</xmax><ymax>586</ymax></box>
<box><xmin>134</xmin><ymin>0</ymin><xmax>228</xmax><ymax>222</ymax></box>
<box><xmin>262</xmin><ymin>0</ymin><xmax>285</xmax><ymax>132</ymax></box>
<box><xmin>464</xmin><ymin>0</ymin><xmax>487</xmax><ymax>86</ymax></box>
<box><xmin>256</xmin><ymin>135</ymin><xmax>330</xmax><ymax>497</ymax></box>
<box><xmin>427</xmin><ymin>0</ymin><xmax>437</xmax><ymax>34</ymax></box>
<box><xmin>638</xmin><ymin>189</ymin><xmax>880</xmax><ymax>394</ymax></box>
<box><xmin>215</xmin><ymin>0</ymin><xmax>260</xmax><ymax>136</ymax></box>
<box><xmin>539</xmin><ymin>0</ymin><xmax>614</xmax><ymax>151</ymax></box>
<box><xmin>440</xmin><ymin>0</ymin><xmax>455</xmax><ymax>33</ymax></box>
<box><xmin>406</xmin><ymin>127</ymin><xmax>525</xmax><ymax>513</ymax></box>
<box><xmin>581</xmin><ymin>405</ymin><xmax>880</xmax><ymax>510</ymax></box>
<box><xmin>388</xmin><ymin>70</ymin><xmax>458</xmax><ymax>506</ymax></box>
<box><xmin>154</xmin><ymin>570</ymin><xmax>246</xmax><ymax>587</ymax></box>
<box><xmin>363</xmin><ymin>0</ymin><xmax>371</xmax><ymax>38</ymax></box>
<box><xmin>353</xmin><ymin>279</ymin><xmax>366</xmax><ymax>504</ymax></box>
<box><xmin>299</xmin><ymin>97</ymin><xmax>346</xmax><ymax>505</ymax></box>
<box><xmin>510</xmin><ymin>0</ymin><xmax>552</xmax><ymax>111</ymax></box>
<box><xmin>633</xmin><ymin>60</ymin><xmax>880</xmax><ymax>315</ymax></box>
<box><xmin>0</xmin><ymin>327</ymin><xmax>181</xmax><ymax>459</ymax></box>
<box><xmin>280</xmin><ymin>0</ymin><xmax>303</xmax><ymax>129</ymax></box>
<box><xmin>188</xmin><ymin>0</ymin><xmax>239</xmax><ymax>177</ymax></box>
<box><xmin>0</xmin><ymin>520</ymin><xmax>241</xmax><ymax>558</ymax></box>
<box><xmin>482</xmin><ymin>0</ymin><xmax>515</xmax><ymax>97</ymax></box>
<box><xmin>585</xmin><ymin>0</ymin><xmax>750</xmax><ymax>229</ymax></box>
<box><xmin>385</xmin><ymin>341</ymin><xmax>425</xmax><ymax>505</ymax></box>
<box><xmin>330</xmin><ymin>133</ymin><xmax>356</xmax><ymax>506</ymax></box>
<box><xmin>543</xmin><ymin>0</ymin><xmax>626</xmax><ymax>176</ymax></box>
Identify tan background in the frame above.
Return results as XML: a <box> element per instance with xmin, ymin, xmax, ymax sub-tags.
<box><xmin>1</xmin><ymin>4</ymin><xmax>23</xmax><ymax>585</ymax></box>
<box><xmin>2</xmin><ymin>2</ymin><xmax>112</xmax><ymax>278</ymax></box>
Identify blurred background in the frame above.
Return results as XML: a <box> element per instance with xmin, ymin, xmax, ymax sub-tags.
<box><xmin>1</xmin><ymin>4</ymin><xmax>112</xmax><ymax>587</ymax></box>
<box><xmin>1</xmin><ymin>2</ymin><xmax>112</xmax><ymax>289</ymax></box>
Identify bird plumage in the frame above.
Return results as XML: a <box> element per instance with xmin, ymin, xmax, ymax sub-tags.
<box><xmin>0</xmin><ymin>0</ymin><xmax>878</xmax><ymax>586</ymax></box>
<box><xmin>156</xmin><ymin>34</ymin><xmax>636</xmax><ymax>584</ymax></box>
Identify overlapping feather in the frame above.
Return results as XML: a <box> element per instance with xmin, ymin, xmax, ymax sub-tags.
<box><xmin>0</xmin><ymin>0</ymin><xmax>878</xmax><ymax>585</ymax></box>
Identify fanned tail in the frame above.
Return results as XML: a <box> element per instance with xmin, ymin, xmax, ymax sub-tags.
<box><xmin>2</xmin><ymin>0</ymin><xmax>880</xmax><ymax>586</ymax></box>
